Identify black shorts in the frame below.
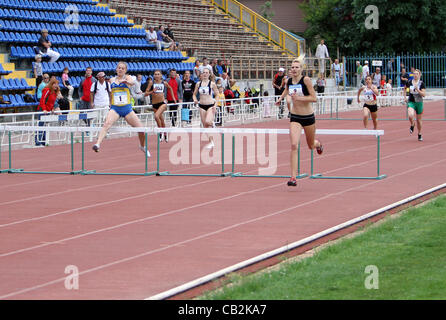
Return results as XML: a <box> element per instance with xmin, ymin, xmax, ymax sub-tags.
<box><xmin>152</xmin><ymin>102</ymin><xmax>165</xmax><ymax>110</ymax></box>
<box><xmin>199</xmin><ymin>103</ymin><xmax>214</xmax><ymax>111</ymax></box>
<box><xmin>364</xmin><ymin>104</ymin><xmax>378</xmax><ymax>113</ymax></box>
<box><xmin>290</xmin><ymin>113</ymin><xmax>315</xmax><ymax>127</ymax></box>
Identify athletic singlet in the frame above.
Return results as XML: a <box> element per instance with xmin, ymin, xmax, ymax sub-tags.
<box><xmin>198</xmin><ymin>80</ymin><xmax>212</xmax><ymax>96</ymax></box>
<box><xmin>111</xmin><ymin>82</ymin><xmax>131</xmax><ymax>107</ymax></box>
<box><xmin>362</xmin><ymin>86</ymin><xmax>377</xmax><ymax>103</ymax></box>
<box><xmin>407</xmin><ymin>80</ymin><xmax>425</xmax><ymax>103</ymax></box>
<box><xmin>150</xmin><ymin>82</ymin><xmax>165</xmax><ymax>94</ymax></box>
<box><xmin>287</xmin><ymin>76</ymin><xmax>309</xmax><ymax>97</ymax></box>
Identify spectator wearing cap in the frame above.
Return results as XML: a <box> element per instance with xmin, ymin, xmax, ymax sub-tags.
<box><xmin>362</xmin><ymin>60</ymin><xmax>370</xmax><ymax>85</ymax></box>
<box><xmin>146</xmin><ymin>26</ymin><xmax>159</xmax><ymax>49</ymax></box>
<box><xmin>38</xmin><ymin>29</ymin><xmax>60</xmax><ymax>63</ymax></box>
<box><xmin>273</xmin><ymin>67</ymin><xmax>286</xmax><ymax>99</ymax></box>
<box><xmin>166</xmin><ymin>68</ymin><xmax>183</xmax><ymax>126</ymax></box>
<box><xmin>90</xmin><ymin>72</ymin><xmax>111</xmax><ymax>110</ymax></box>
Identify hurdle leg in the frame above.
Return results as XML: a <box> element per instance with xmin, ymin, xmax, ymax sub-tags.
<box><xmin>220</xmin><ymin>133</ymin><xmax>232</xmax><ymax>177</ymax></box>
<box><xmin>0</xmin><ymin>132</ymin><xmax>8</xmax><ymax>173</ymax></box>
<box><xmin>6</xmin><ymin>130</ymin><xmax>24</xmax><ymax>173</ymax></box>
<box><xmin>79</xmin><ymin>131</ymin><xmax>96</xmax><ymax>175</ymax></box>
<box><xmin>143</xmin><ymin>132</ymin><xmax>158</xmax><ymax>176</ymax></box>
<box><xmin>311</xmin><ymin>134</ymin><xmax>387</xmax><ymax>180</ymax></box>
<box><xmin>231</xmin><ymin>135</ymin><xmax>308</xmax><ymax>178</ymax></box>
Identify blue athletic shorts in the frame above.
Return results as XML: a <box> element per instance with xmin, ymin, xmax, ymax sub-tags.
<box><xmin>110</xmin><ymin>105</ymin><xmax>133</xmax><ymax>118</ymax></box>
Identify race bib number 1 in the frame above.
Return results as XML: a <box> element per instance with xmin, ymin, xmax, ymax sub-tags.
<box><xmin>113</xmin><ymin>90</ymin><xmax>128</xmax><ymax>106</ymax></box>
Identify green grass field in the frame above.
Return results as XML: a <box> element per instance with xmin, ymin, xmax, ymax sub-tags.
<box><xmin>201</xmin><ymin>195</ymin><xmax>446</xmax><ymax>300</ymax></box>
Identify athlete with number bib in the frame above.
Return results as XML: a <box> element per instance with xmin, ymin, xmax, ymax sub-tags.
<box><xmin>193</xmin><ymin>67</ymin><xmax>219</xmax><ymax>149</ymax></box>
<box><xmin>92</xmin><ymin>62</ymin><xmax>150</xmax><ymax>157</ymax></box>
<box><xmin>405</xmin><ymin>69</ymin><xmax>426</xmax><ymax>141</ymax></box>
<box><xmin>357</xmin><ymin>75</ymin><xmax>380</xmax><ymax>130</ymax></box>
<box><xmin>144</xmin><ymin>70</ymin><xmax>176</xmax><ymax>142</ymax></box>
<box><xmin>276</xmin><ymin>57</ymin><xmax>323</xmax><ymax>187</ymax></box>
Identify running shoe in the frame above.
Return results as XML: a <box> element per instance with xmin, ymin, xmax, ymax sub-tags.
<box><xmin>205</xmin><ymin>141</ymin><xmax>215</xmax><ymax>149</ymax></box>
<box><xmin>139</xmin><ymin>146</ymin><xmax>151</xmax><ymax>157</ymax></box>
<box><xmin>164</xmin><ymin>132</ymin><xmax>169</xmax><ymax>142</ymax></box>
<box><xmin>316</xmin><ymin>140</ymin><xmax>323</xmax><ymax>155</ymax></box>
<box><xmin>287</xmin><ymin>178</ymin><xmax>297</xmax><ymax>187</ymax></box>
<box><xmin>92</xmin><ymin>144</ymin><xmax>100</xmax><ymax>152</ymax></box>
<box><xmin>410</xmin><ymin>125</ymin><xmax>414</xmax><ymax>134</ymax></box>
<box><xmin>159</xmin><ymin>133</ymin><xmax>164</xmax><ymax>142</ymax></box>
<box><xmin>418</xmin><ymin>134</ymin><xmax>423</xmax><ymax>141</ymax></box>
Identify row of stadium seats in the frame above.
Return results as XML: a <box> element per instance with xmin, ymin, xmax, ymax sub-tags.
<box><xmin>0</xmin><ymin>78</ymin><xmax>35</xmax><ymax>91</ymax></box>
<box><xmin>0</xmin><ymin>64</ymin><xmax>12</xmax><ymax>75</ymax></box>
<box><xmin>12</xmin><ymin>46</ymin><xmax>187</xmax><ymax>61</ymax></box>
<box><xmin>1</xmin><ymin>94</ymin><xmax>38</xmax><ymax>108</ymax></box>
<box><xmin>1</xmin><ymin>20</ymin><xmax>145</xmax><ymax>37</ymax></box>
<box><xmin>0</xmin><ymin>8</ymin><xmax>131</xmax><ymax>26</ymax></box>
<box><xmin>0</xmin><ymin>0</ymin><xmax>113</xmax><ymax>16</ymax></box>
<box><xmin>0</xmin><ymin>32</ymin><xmax>151</xmax><ymax>48</ymax></box>
<box><xmin>35</xmin><ymin>61</ymin><xmax>196</xmax><ymax>73</ymax></box>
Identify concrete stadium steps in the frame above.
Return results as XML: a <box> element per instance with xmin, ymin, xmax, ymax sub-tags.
<box><xmin>112</xmin><ymin>0</ymin><xmax>290</xmax><ymax>59</ymax></box>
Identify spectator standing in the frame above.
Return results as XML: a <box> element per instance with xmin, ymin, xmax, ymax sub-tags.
<box><xmin>78</xmin><ymin>67</ymin><xmax>96</xmax><ymax>110</ymax></box>
<box><xmin>372</xmin><ymin>67</ymin><xmax>382</xmax><ymax>88</ymax></box>
<box><xmin>181</xmin><ymin>70</ymin><xmax>195</xmax><ymax>124</ymax></box>
<box><xmin>355</xmin><ymin>61</ymin><xmax>363</xmax><ymax>88</ymax></box>
<box><xmin>222</xmin><ymin>59</ymin><xmax>231</xmax><ymax>77</ymax></box>
<box><xmin>400</xmin><ymin>68</ymin><xmax>409</xmax><ymax>88</ymax></box>
<box><xmin>362</xmin><ymin>60</ymin><xmax>370</xmax><ymax>84</ymax></box>
<box><xmin>215</xmin><ymin>86</ymin><xmax>225</xmax><ymax>126</ymax></box>
<box><xmin>166</xmin><ymin>68</ymin><xmax>183</xmax><ymax>127</ymax></box>
<box><xmin>130</xmin><ymin>74</ymin><xmax>145</xmax><ymax>107</ymax></box>
<box><xmin>272</xmin><ymin>67</ymin><xmax>286</xmax><ymax>118</ymax></box>
<box><xmin>61</xmin><ymin>67</ymin><xmax>74</xmax><ymax>101</ymax></box>
<box><xmin>38</xmin><ymin>29</ymin><xmax>60</xmax><ymax>63</ymax></box>
<box><xmin>221</xmin><ymin>72</ymin><xmax>230</xmax><ymax>90</ymax></box>
<box><xmin>408</xmin><ymin>67</ymin><xmax>415</xmax><ymax>81</ymax></box>
<box><xmin>78</xmin><ymin>67</ymin><xmax>96</xmax><ymax>126</ymax></box>
<box><xmin>36</xmin><ymin>77</ymin><xmax>61</xmax><ymax>146</ymax></box>
<box><xmin>199</xmin><ymin>57</ymin><xmax>212</xmax><ymax>74</ymax></box>
<box><xmin>211</xmin><ymin>59</ymin><xmax>220</xmax><ymax>78</ymax></box>
<box><xmin>193</xmin><ymin>60</ymin><xmax>201</xmax><ymax>81</ymax></box>
<box><xmin>90</xmin><ymin>72</ymin><xmax>111</xmax><ymax>109</ymax></box>
<box><xmin>315</xmin><ymin>39</ymin><xmax>329</xmax><ymax>76</ymax></box>
<box><xmin>33</xmin><ymin>54</ymin><xmax>43</xmax><ymax>88</ymax></box>
<box><xmin>331</xmin><ymin>59</ymin><xmax>342</xmax><ymax>88</ymax></box>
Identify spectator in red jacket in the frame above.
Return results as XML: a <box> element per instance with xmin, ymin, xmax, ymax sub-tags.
<box><xmin>39</xmin><ymin>77</ymin><xmax>60</xmax><ymax>113</ymax></box>
<box><xmin>166</xmin><ymin>68</ymin><xmax>183</xmax><ymax>126</ymax></box>
<box><xmin>36</xmin><ymin>77</ymin><xmax>60</xmax><ymax>146</ymax></box>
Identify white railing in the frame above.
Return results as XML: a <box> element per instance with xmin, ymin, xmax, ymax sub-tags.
<box><xmin>0</xmin><ymin>91</ymin><xmax>408</xmax><ymax>149</ymax></box>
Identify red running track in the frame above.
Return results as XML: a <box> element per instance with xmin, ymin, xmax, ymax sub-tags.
<box><xmin>0</xmin><ymin>102</ymin><xmax>445</xmax><ymax>299</ymax></box>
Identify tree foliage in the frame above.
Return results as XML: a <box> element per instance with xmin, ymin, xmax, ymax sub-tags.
<box><xmin>300</xmin><ymin>0</ymin><xmax>446</xmax><ymax>56</ymax></box>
